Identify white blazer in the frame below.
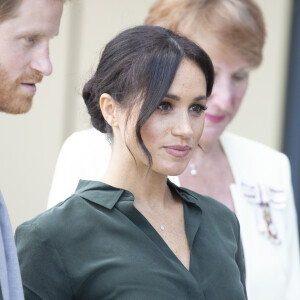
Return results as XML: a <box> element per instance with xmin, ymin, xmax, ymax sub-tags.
<box><xmin>48</xmin><ymin>128</ymin><xmax>300</xmax><ymax>300</ymax></box>
<box><xmin>223</xmin><ymin>132</ymin><xmax>300</xmax><ymax>299</ymax></box>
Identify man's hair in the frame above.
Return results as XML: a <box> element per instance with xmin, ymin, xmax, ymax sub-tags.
<box><xmin>145</xmin><ymin>0</ymin><xmax>266</xmax><ymax>67</ymax></box>
<box><xmin>0</xmin><ymin>0</ymin><xmax>20</xmax><ymax>22</ymax></box>
<box><xmin>0</xmin><ymin>0</ymin><xmax>69</xmax><ymax>23</ymax></box>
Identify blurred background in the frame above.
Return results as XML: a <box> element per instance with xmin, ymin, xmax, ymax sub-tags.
<box><xmin>0</xmin><ymin>0</ymin><xmax>298</xmax><ymax>231</ymax></box>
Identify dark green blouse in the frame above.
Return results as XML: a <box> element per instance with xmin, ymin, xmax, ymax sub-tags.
<box><xmin>16</xmin><ymin>180</ymin><xmax>247</xmax><ymax>300</ymax></box>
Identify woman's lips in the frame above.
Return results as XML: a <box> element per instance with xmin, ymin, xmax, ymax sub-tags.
<box><xmin>164</xmin><ymin>145</ymin><xmax>191</xmax><ymax>158</ymax></box>
<box><xmin>205</xmin><ymin>113</ymin><xmax>225</xmax><ymax>123</ymax></box>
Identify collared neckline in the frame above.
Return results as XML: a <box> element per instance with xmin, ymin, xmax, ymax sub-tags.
<box><xmin>74</xmin><ymin>179</ymin><xmax>203</xmax><ymax>211</ymax></box>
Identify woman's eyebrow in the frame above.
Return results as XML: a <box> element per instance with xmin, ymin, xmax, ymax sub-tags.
<box><xmin>194</xmin><ymin>96</ymin><xmax>207</xmax><ymax>101</ymax></box>
<box><xmin>165</xmin><ymin>94</ymin><xmax>180</xmax><ymax>101</ymax></box>
<box><xmin>165</xmin><ymin>94</ymin><xmax>207</xmax><ymax>101</ymax></box>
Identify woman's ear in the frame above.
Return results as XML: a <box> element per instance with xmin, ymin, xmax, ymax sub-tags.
<box><xmin>99</xmin><ymin>93</ymin><xmax>118</xmax><ymax>127</ymax></box>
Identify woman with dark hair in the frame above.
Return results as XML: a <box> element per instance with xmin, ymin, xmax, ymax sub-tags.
<box><xmin>47</xmin><ymin>1</ymin><xmax>300</xmax><ymax>299</ymax></box>
<box><xmin>16</xmin><ymin>26</ymin><xmax>246</xmax><ymax>299</ymax></box>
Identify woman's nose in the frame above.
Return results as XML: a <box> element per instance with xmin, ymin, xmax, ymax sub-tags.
<box><xmin>210</xmin><ymin>78</ymin><xmax>233</xmax><ymax>111</ymax></box>
<box><xmin>171</xmin><ymin>112</ymin><xmax>193</xmax><ymax>138</ymax></box>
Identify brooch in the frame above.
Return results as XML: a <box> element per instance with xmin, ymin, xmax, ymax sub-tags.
<box><xmin>240</xmin><ymin>182</ymin><xmax>286</xmax><ymax>244</ymax></box>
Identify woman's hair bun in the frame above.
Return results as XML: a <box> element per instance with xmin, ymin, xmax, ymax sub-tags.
<box><xmin>82</xmin><ymin>79</ymin><xmax>93</xmax><ymax>107</ymax></box>
<box><xmin>82</xmin><ymin>77</ymin><xmax>110</xmax><ymax>134</ymax></box>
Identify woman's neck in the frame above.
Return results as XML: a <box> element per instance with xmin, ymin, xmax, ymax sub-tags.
<box><xmin>100</xmin><ymin>147</ymin><xmax>173</xmax><ymax>211</ymax></box>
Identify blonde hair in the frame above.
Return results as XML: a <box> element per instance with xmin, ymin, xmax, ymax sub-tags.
<box><xmin>145</xmin><ymin>0</ymin><xmax>266</xmax><ymax>67</ymax></box>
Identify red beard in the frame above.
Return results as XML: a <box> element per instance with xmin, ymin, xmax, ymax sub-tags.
<box><xmin>0</xmin><ymin>66</ymin><xmax>43</xmax><ymax>114</ymax></box>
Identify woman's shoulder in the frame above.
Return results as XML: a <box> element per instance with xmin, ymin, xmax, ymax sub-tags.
<box><xmin>220</xmin><ymin>131</ymin><xmax>292</xmax><ymax>193</ymax></box>
<box><xmin>221</xmin><ymin>131</ymin><xmax>287</xmax><ymax>160</ymax></box>
<box><xmin>16</xmin><ymin>193</ymin><xmax>89</xmax><ymax>242</ymax></box>
<box><xmin>220</xmin><ymin>132</ymin><xmax>290</xmax><ymax>174</ymax></box>
<box><xmin>177</xmin><ymin>185</ymin><xmax>241</xmax><ymax>240</ymax></box>
<box><xmin>18</xmin><ymin>180</ymin><xmax>127</xmax><ymax>241</ymax></box>
<box><xmin>187</xmin><ymin>187</ymin><xmax>236</xmax><ymax>214</ymax></box>
<box><xmin>170</xmin><ymin>181</ymin><xmax>238</xmax><ymax>223</ymax></box>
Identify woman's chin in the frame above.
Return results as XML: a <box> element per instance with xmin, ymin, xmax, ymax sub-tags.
<box><xmin>164</xmin><ymin>165</ymin><xmax>188</xmax><ymax>177</ymax></box>
<box><xmin>150</xmin><ymin>160</ymin><xmax>190</xmax><ymax>177</ymax></box>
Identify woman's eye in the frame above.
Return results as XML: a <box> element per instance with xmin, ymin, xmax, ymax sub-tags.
<box><xmin>189</xmin><ymin>104</ymin><xmax>207</xmax><ymax>114</ymax></box>
<box><xmin>157</xmin><ymin>102</ymin><xmax>172</xmax><ymax>112</ymax></box>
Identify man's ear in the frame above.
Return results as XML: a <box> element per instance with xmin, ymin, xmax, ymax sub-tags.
<box><xmin>99</xmin><ymin>93</ymin><xmax>118</xmax><ymax>127</ymax></box>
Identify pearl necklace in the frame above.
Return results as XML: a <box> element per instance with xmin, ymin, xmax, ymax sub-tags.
<box><xmin>160</xmin><ymin>225</ymin><xmax>165</xmax><ymax>230</ymax></box>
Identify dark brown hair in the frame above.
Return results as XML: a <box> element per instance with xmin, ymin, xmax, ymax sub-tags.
<box><xmin>83</xmin><ymin>25</ymin><xmax>214</xmax><ymax>166</ymax></box>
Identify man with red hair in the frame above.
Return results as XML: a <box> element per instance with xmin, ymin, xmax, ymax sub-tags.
<box><xmin>0</xmin><ymin>0</ymin><xmax>67</xmax><ymax>298</ymax></box>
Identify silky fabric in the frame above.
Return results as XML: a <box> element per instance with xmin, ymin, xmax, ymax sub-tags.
<box><xmin>17</xmin><ymin>180</ymin><xmax>247</xmax><ymax>300</ymax></box>
<box><xmin>171</xmin><ymin>132</ymin><xmax>300</xmax><ymax>299</ymax></box>
<box><xmin>47</xmin><ymin>128</ymin><xmax>300</xmax><ymax>300</ymax></box>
